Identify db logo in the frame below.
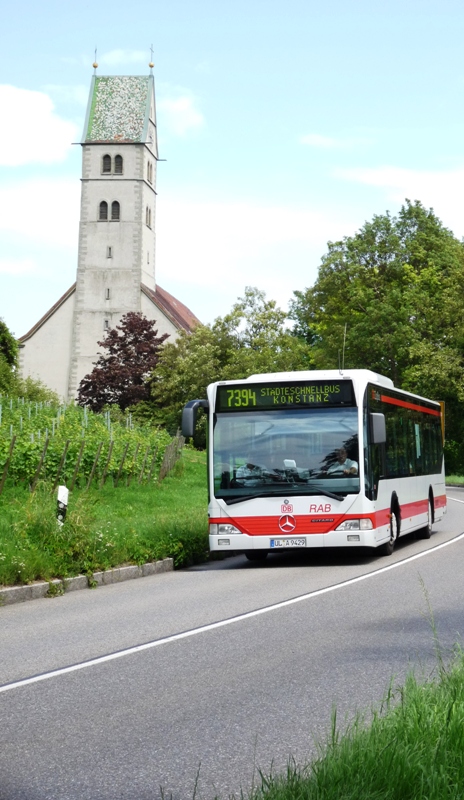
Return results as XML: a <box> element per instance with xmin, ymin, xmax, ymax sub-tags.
<box><xmin>279</xmin><ymin>514</ymin><xmax>296</xmax><ymax>533</ymax></box>
<box><xmin>281</xmin><ymin>503</ymin><xmax>293</xmax><ymax>513</ymax></box>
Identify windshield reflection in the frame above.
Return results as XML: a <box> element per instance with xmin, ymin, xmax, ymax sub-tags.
<box><xmin>213</xmin><ymin>407</ymin><xmax>359</xmax><ymax>502</ymax></box>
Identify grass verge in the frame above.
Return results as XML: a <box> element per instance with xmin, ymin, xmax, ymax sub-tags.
<box><xmin>0</xmin><ymin>449</ymin><xmax>208</xmax><ymax>585</ymax></box>
<box><xmin>236</xmin><ymin>647</ymin><xmax>464</xmax><ymax>800</ymax></box>
<box><xmin>446</xmin><ymin>475</ymin><xmax>464</xmax><ymax>485</ymax></box>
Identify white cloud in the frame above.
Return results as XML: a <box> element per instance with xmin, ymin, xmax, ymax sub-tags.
<box><xmin>335</xmin><ymin>165</ymin><xmax>464</xmax><ymax>238</ymax></box>
<box><xmin>0</xmin><ymin>86</ymin><xmax>77</xmax><ymax>166</ymax></box>
<box><xmin>0</xmin><ymin>178</ymin><xmax>80</xmax><ymax>247</ymax></box>
<box><xmin>155</xmin><ymin>195</ymin><xmax>357</xmax><ymax>322</ymax></box>
<box><xmin>0</xmin><ymin>258</ymin><xmax>37</xmax><ymax>275</ymax></box>
<box><xmin>43</xmin><ymin>83</ymin><xmax>89</xmax><ymax>108</ymax></box>
<box><xmin>100</xmin><ymin>49</ymin><xmax>147</xmax><ymax>67</ymax></box>
<box><xmin>157</xmin><ymin>92</ymin><xmax>205</xmax><ymax>137</ymax></box>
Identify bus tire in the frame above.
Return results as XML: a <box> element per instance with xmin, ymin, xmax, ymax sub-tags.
<box><xmin>417</xmin><ymin>496</ymin><xmax>433</xmax><ymax>540</ymax></box>
<box><xmin>381</xmin><ymin>504</ymin><xmax>399</xmax><ymax>556</ymax></box>
<box><xmin>245</xmin><ymin>551</ymin><xmax>268</xmax><ymax>562</ymax></box>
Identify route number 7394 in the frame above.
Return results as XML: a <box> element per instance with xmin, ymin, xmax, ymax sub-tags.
<box><xmin>226</xmin><ymin>389</ymin><xmax>257</xmax><ymax>407</ymax></box>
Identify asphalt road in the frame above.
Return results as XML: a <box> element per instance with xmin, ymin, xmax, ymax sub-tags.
<box><xmin>1</xmin><ymin>489</ymin><xmax>464</xmax><ymax>800</ymax></box>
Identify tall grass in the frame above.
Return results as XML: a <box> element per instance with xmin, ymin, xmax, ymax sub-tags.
<box><xmin>235</xmin><ymin>649</ymin><xmax>464</xmax><ymax>800</ymax></box>
<box><xmin>0</xmin><ymin>449</ymin><xmax>208</xmax><ymax>585</ymax></box>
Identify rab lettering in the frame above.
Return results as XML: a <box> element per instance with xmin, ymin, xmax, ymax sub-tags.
<box><xmin>309</xmin><ymin>504</ymin><xmax>332</xmax><ymax>513</ymax></box>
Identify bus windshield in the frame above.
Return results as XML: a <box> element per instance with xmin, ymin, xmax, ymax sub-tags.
<box><xmin>213</xmin><ymin>407</ymin><xmax>360</xmax><ymax>503</ymax></box>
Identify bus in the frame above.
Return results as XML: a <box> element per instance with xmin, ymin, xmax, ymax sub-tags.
<box><xmin>182</xmin><ymin>369</ymin><xmax>446</xmax><ymax>560</ymax></box>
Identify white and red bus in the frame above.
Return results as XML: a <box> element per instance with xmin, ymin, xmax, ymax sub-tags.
<box><xmin>182</xmin><ymin>370</ymin><xmax>446</xmax><ymax>560</ymax></box>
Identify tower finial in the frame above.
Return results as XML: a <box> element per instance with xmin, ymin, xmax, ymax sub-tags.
<box><xmin>93</xmin><ymin>47</ymin><xmax>98</xmax><ymax>73</ymax></box>
<box><xmin>149</xmin><ymin>44</ymin><xmax>154</xmax><ymax>71</ymax></box>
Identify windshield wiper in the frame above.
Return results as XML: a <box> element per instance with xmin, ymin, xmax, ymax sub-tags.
<box><xmin>221</xmin><ymin>486</ymin><xmax>344</xmax><ymax>505</ymax></box>
<box><xmin>222</xmin><ymin>492</ymin><xmax>282</xmax><ymax>505</ymax></box>
<box><xmin>306</xmin><ymin>484</ymin><xmax>344</xmax><ymax>501</ymax></box>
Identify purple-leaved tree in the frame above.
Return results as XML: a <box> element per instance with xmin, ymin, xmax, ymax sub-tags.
<box><xmin>77</xmin><ymin>312</ymin><xmax>169</xmax><ymax>412</ymax></box>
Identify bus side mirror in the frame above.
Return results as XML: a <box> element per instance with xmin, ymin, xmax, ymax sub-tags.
<box><xmin>181</xmin><ymin>399</ymin><xmax>209</xmax><ymax>438</ymax></box>
<box><xmin>370</xmin><ymin>412</ymin><xmax>386</xmax><ymax>445</ymax></box>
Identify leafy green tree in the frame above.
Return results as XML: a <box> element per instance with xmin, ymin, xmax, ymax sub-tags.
<box><xmin>0</xmin><ymin>318</ymin><xmax>18</xmax><ymax>394</ymax></box>
<box><xmin>150</xmin><ymin>287</ymin><xmax>313</xmax><ymax>438</ymax></box>
<box><xmin>148</xmin><ymin>324</ymin><xmax>225</xmax><ymax>434</ymax></box>
<box><xmin>289</xmin><ymin>200</ymin><xmax>464</xmax><ymax>470</ymax></box>
<box><xmin>290</xmin><ymin>200</ymin><xmax>464</xmax><ymax>380</ymax></box>
<box><xmin>0</xmin><ymin>318</ymin><xmax>18</xmax><ymax>368</ymax></box>
<box><xmin>214</xmin><ymin>287</ymin><xmax>312</xmax><ymax>378</ymax></box>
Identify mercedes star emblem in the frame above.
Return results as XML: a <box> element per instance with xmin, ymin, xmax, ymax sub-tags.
<box><xmin>279</xmin><ymin>514</ymin><xmax>296</xmax><ymax>533</ymax></box>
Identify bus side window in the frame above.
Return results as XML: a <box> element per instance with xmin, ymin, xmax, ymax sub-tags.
<box><xmin>385</xmin><ymin>413</ymin><xmax>398</xmax><ymax>477</ymax></box>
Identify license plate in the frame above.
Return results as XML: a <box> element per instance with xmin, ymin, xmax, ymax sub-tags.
<box><xmin>270</xmin><ymin>538</ymin><xmax>306</xmax><ymax>548</ymax></box>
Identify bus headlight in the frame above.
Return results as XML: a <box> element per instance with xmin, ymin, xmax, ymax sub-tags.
<box><xmin>209</xmin><ymin>523</ymin><xmax>242</xmax><ymax>536</ymax></box>
<box><xmin>336</xmin><ymin>519</ymin><xmax>373</xmax><ymax>531</ymax></box>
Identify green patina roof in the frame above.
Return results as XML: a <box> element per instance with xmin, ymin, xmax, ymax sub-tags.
<box><xmin>83</xmin><ymin>76</ymin><xmax>153</xmax><ymax>143</ymax></box>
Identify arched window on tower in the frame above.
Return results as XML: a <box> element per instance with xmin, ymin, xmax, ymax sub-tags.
<box><xmin>102</xmin><ymin>155</ymin><xmax>111</xmax><ymax>174</ymax></box>
<box><xmin>114</xmin><ymin>155</ymin><xmax>123</xmax><ymax>174</ymax></box>
<box><xmin>99</xmin><ymin>201</ymin><xmax>108</xmax><ymax>221</ymax></box>
<box><xmin>111</xmin><ymin>201</ymin><xmax>120</xmax><ymax>221</ymax></box>
<box><xmin>147</xmin><ymin>162</ymin><xmax>153</xmax><ymax>183</ymax></box>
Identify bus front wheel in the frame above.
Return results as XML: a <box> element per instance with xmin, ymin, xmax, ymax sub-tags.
<box><xmin>381</xmin><ymin>507</ymin><xmax>399</xmax><ymax>556</ymax></box>
<box><xmin>245</xmin><ymin>551</ymin><xmax>268</xmax><ymax>562</ymax></box>
<box><xmin>417</xmin><ymin>497</ymin><xmax>433</xmax><ymax>540</ymax></box>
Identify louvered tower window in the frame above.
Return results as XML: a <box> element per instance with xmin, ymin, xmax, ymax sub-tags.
<box><xmin>114</xmin><ymin>155</ymin><xmax>123</xmax><ymax>174</ymax></box>
<box><xmin>111</xmin><ymin>201</ymin><xmax>120</xmax><ymax>221</ymax></box>
<box><xmin>102</xmin><ymin>155</ymin><xmax>111</xmax><ymax>173</ymax></box>
<box><xmin>99</xmin><ymin>201</ymin><xmax>108</xmax><ymax>221</ymax></box>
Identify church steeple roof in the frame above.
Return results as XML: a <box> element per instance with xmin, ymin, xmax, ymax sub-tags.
<box><xmin>81</xmin><ymin>75</ymin><xmax>155</xmax><ymax>144</ymax></box>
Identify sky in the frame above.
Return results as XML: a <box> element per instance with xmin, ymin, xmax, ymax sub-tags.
<box><xmin>2</xmin><ymin>0</ymin><xmax>464</xmax><ymax>338</ymax></box>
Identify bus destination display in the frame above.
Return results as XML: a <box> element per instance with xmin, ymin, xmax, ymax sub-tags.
<box><xmin>216</xmin><ymin>380</ymin><xmax>355</xmax><ymax>411</ymax></box>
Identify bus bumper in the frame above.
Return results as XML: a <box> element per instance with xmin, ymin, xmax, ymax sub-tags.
<box><xmin>209</xmin><ymin>530</ymin><xmax>381</xmax><ymax>552</ymax></box>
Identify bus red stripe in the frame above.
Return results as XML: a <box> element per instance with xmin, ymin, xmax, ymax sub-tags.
<box><xmin>210</xmin><ymin>494</ymin><xmax>447</xmax><ymax>536</ymax></box>
<box><xmin>379</xmin><ymin>394</ymin><xmax>441</xmax><ymax>417</ymax></box>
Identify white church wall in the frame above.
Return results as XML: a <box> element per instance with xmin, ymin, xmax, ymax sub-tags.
<box><xmin>19</xmin><ymin>292</ymin><xmax>75</xmax><ymax>401</ymax></box>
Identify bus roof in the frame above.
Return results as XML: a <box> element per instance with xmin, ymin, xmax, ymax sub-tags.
<box><xmin>241</xmin><ymin>369</ymin><xmax>395</xmax><ymax>388</ymax></box>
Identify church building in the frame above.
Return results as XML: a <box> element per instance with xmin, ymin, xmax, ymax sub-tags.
<box><xmin>18</xmin><ymin>68</ymin><xmax>200</xmax><ymax>400</ymax></box>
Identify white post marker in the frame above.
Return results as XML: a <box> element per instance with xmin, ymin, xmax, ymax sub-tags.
<box><xmin>57</xmin><ymin>485</ymin><xmax>69</xmax><ymax>526</ymax></box>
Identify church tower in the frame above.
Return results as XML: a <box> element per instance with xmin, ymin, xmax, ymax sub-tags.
<box><xmin>18</xmin><ymin>67</ymin><xmax>199</xmax><ymax>401</ymax></box>
<box><xmin>67</xmin><ymin>72</ymin><xmax>159</xmax><ymax>396</ymax></box>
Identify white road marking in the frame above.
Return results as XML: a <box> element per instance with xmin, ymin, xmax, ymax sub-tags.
<box><xmin>2</xmin><ymin>526</ymin><xmax>464</xmax><ymax>695</ymax></box>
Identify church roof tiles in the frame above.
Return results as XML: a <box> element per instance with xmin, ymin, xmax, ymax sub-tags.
<box><xmin>141</xmin><ymin>284</ymin><xmax>201</xmax><ymax>332</ymax></box>
<box><xmin>83</xmin><ymin>76</ymin><xmax>152</xmax><ymax>143</ymax></box>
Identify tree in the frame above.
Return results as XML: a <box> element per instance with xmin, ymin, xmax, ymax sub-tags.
<box><xmin>289</xmin><ymin>200</ymin><xmax>464</xmax><ymax>470</ymax></box>
<box><xmin>77</xmin><ymin>312</ymin><xmax>169</xmax><ymax>412</ymax></box>
<box><xmin>148</xmin><ymin>324</ymin><xmax>225</xmax><ymax>436</ymax></box>
<box><xmin>150</xmin><ymin>287</ymin><xmax>313</xmax><ymax>438</ymax></box>
<box><xmin>0</xmin><ymin>318</ymin><xmax>18</xmax><ymax>368</ymax></box>
<box><xmin>0</xmin><ymin>318</ymin><xmax>18</xmax><ymax>394</ymax></box>
<box><xmin>0</xmin><ymin>318</ymin><xmax>59</xmax><ymax>400</ymax></box>
<box><xmin>214</xmin><ymin>287</ymin><xmax>313</xmax><ymax>378</ymax></box>
<box><xmin>289</xmin><ymin>200</ymin><xmax>464</xmax><ymax>380</ymax></box>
